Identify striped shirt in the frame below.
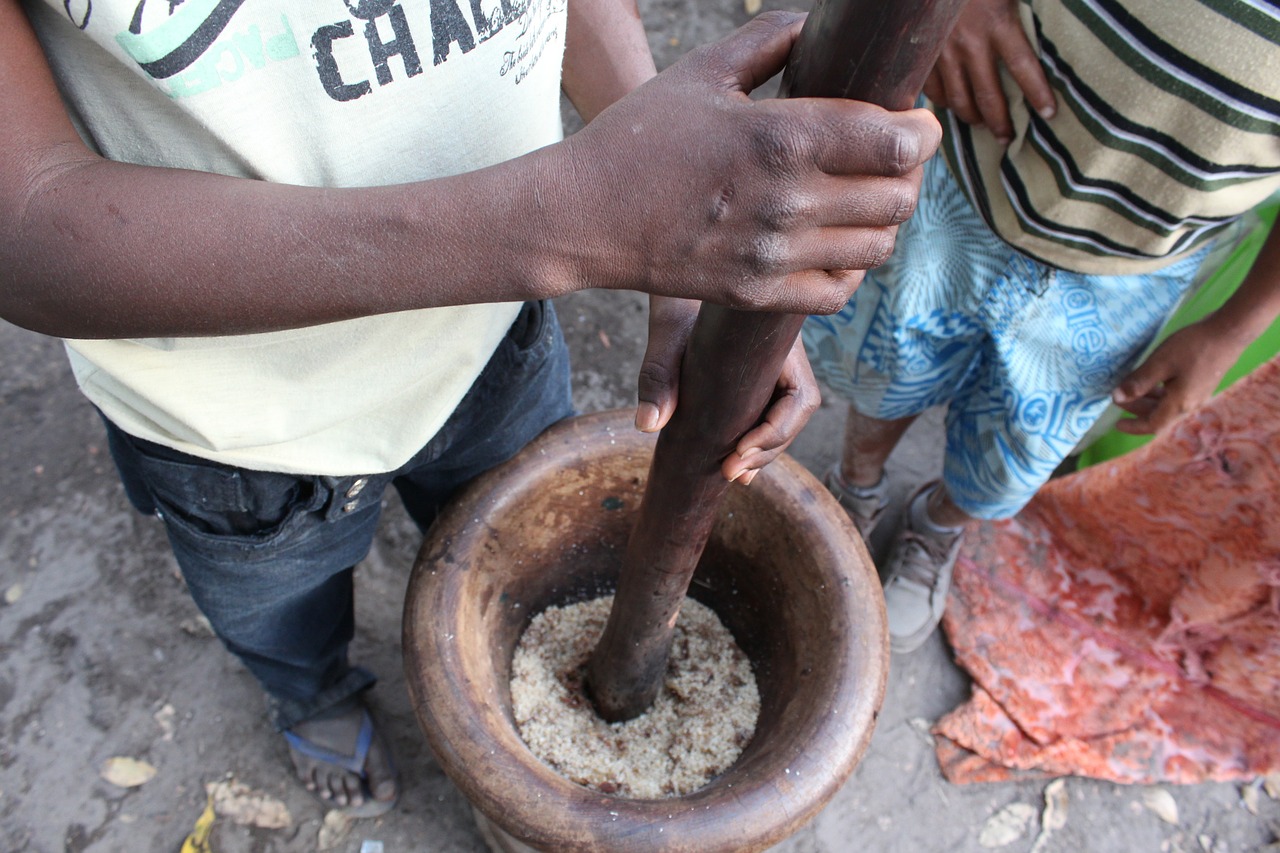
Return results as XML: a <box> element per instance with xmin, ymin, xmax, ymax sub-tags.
<box><xmin>939</xmin><ymin>0</ymin><xmax>1280</xmax><ymax>274</ymax></box>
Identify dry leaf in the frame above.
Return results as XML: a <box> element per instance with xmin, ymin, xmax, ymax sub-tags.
<box><xmin>979</xmin><ymin>803</ymin><xmax>1036</xmax><ymax>848</ymax></box>
<box><xmin>207</xmin><ymin>779</ymin><xmax>292</xmax><ymax>830</ymax></box>
<box><xmin>180</xmin><ymin>615</ymin><xmax>215</xmax><ymax>637</ymax></box>
<box><xmin>1144</xmin><ymin>788</ymin><xmax>1180</xmax><ymax>825</ymax></box>
<box><xmin>1029</xmin><ymin>778</ymin><xmax>1070</xmax><ymax>853</ymax></box>
<box><xmin>101</xmin><ymin>756</ymin><xmax>158</xmax><ymax>788</ymax></box>
<box><xmin>1042</xmin><ymin>780</ymin><xmax>1068</xmax><ymax>831</ymax></box>
<box><xmin>744</xmin><ymin>0</ymin><xmax>763</xmax><ymax>14</ymax></box>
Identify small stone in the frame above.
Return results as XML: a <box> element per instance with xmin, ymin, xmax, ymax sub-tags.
<box><xmin>154</xmin><ymin>704</ymin><xmax>176</xmax><ymax>741</ymax></box>
<box><xmin>1143</xmin><ymin>788</ymin><xmax>1180</xmax><ymax>825</ymax></box>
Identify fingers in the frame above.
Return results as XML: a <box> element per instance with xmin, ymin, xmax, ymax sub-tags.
<box><xmin>1111</xmin><ymin>361</ymin><xmax>1166</xmax><ymax>434</ymax></box>
<box><xmin>635</xmin><ymin>297</ymin><xmax>700</xmax><ymax>432</ymax></box>
<box><xmin>924</xmin><ymin>0</ymin><xmax>1054</xmax><ymax>143</ymax></box>
<box><xmin>722</xmin><ymin>339</ymin><xmax>820</xmax><ymax>483</ymax></box>
<box><xmin>782</xmin><ymin>101</ymin><xmax>939</xmax><ymax>178</ymax></box>
<box><xmin>1002</xmin><ymin>40</ymin><xmax>1056</xmax><ymax>121</ymax></box>
<box><xmin>739</xmin><ymin>267</ymin><xmax>864</xmax><ymax>316</ymax></box>
<box><xmin>790</xmin><ymin>224</ymin><xmax>898</xmax><ymax>273</ymax></box>
<box><xmin>1113</xmin><ymin>390</ymin><xmax>1182</xmax><ymax>436</ymax></box>
<box><xmin>922</xmin><ymin>68</ymin><xmax>948</xmax><ymax>111</ymax></box>
<box><xmin>810</xmin><ymin>164</ymin><xmax>924</xmax><ymax>228</ymax></box>
<box><xmin>1112</xmin><ymin>362</ymin><xmax>1166</xmax><ymax>406</ymax></box>
<box><xmin>1113</xmin><ymin>415</ymin><xmax>1156</xmax><ymax>436</ymax></box>
<box><xmin>792</xmin><ymin>159</ymin><xmax>923</xmax><ymax>239</ymax></box>
<box><xmin>933</xmin><ymin>50</ymin><xmax>985</xmax><ymax>129</ymax></box>
<box><xmin>968</xmin><ymin>52</ymin><xmax>1015</xmax><ymax>142</ymax></box>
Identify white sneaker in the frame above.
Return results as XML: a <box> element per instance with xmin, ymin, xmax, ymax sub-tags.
<box><xmin>823</xmin><ymin>465</ymin><xmax>889</xmax><ymax>545</ymax></box>
<box><xmin>880</xmin><ymin>485</ymin><xmax>963</xmax><ymax>653</ymax></box>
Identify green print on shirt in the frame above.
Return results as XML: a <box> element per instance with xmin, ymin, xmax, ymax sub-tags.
<box><xmin>115</xmin><ymin>0</ymin><xmax>248</xmax><ymax>78</ymax></box>
<box><xmin>163</xmin><ymin>16</ymin><xmax>301</xmax><ymax>98</ymax></box>
<box><xmin>111</xmin><ymin>0</ymin><xmax>545</xmax><ymax>103</ymax></box>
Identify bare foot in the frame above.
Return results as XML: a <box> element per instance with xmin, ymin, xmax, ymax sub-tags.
<box><xmin>285</xmin><ymin>702</ymin><xmax>398</xmax><ymax>816</ymax></box>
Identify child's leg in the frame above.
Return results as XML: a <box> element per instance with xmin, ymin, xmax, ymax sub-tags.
<box><xmin>100</xmin><ymin>415</ymin><xmax>396</xmax><ymax>810</ymax></box>
<box><xmin>803</xmin><ymin>154</ymin><xmax>1008</xmax><ymax>536</ymax></box>
<box><xmin>838</xmin><ymin>407</ymin><xmax>917</xmax><ymax>487</ymax></box>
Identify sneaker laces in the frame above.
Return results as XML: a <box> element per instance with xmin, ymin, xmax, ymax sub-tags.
<box><xmin>890</xmin><ymin>528</ymin><xmax>960</xmax><ymax>592</ymax></box>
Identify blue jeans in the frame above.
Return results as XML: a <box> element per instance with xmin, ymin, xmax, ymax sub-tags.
<box><xmin>102</xmin><ymin>301</ymin><xmax>573</xmax><ymax>729</ymax></box>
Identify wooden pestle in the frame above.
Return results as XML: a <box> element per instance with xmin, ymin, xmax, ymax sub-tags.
<box><xmin>586</xmin><ymin>0</ymin><xmax>969</xmax><ymax>723</ymax></box>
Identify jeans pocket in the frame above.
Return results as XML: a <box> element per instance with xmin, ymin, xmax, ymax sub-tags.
<box><xmin>493</xmin><ymin>300</ymin><xmax>556</xmax><ymax>373</ymax></box>
<box><xmin>129</xmin><ymin>441</ymin><xmax>323</xmax><ymax>547</ymax></box>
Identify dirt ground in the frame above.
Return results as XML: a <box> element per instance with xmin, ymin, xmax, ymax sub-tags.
<box><xmin>3</xmin><ymin>1</ymin><xmax>1280</xmax><ymax>851</ymax></box>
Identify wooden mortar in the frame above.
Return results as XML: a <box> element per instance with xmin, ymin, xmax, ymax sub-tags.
<box><xmin>403</xmin><ymin>410</ymin><xmax>887</xmax><ymax>852</ymax></box>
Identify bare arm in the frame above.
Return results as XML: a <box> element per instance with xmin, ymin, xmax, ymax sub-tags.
<box><xmin>0</xmin><ymin>0</ymin><xmax>572</xmax><ymax>338</ymax></box>
<box><xmin>1</xmin><ymin>5</ymin><xmax>937</xmax><ymax>341</ymax></box>
<box><xmin>564</xmin><ymin>0</ymin><xmax>656</xmax><ymax>122</ymax></box>
<box><xmin>1113</xmin><ymin>227</ymin><xmax>1280</xmax><ymax>434</ymax></box>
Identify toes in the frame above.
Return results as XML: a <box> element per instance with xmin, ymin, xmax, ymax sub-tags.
<box><xmin>341</xmin><ymin>774</ymin><xmax>364</xmax><ymax>807</ymax></box>
<box><xmin>324</xmin><ymin>771</ymin><xmax>352</xmax><ymax>806</ymax></box>
<box><xmin>364</xmin><ymin>739</ymin><xmax>398</xmax><ymax>803</ymax></box>
<box><xmin>370</xmin><ymin>775</ymin><xmax>397</xmax><ymax>802</ymax></box>
<box><xmin>286</xmin><ymin>704</ymin><xmax>399</xmax><ymax>813</ymax></box>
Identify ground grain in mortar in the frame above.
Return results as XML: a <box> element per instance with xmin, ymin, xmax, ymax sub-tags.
<box><xmin>510</xmin><ymin>595</ymin><xmax>759</xmax><ymax>799</ymax></box>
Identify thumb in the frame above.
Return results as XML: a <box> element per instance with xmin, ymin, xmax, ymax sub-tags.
<box><xmin>1112</xmin><ymin>359</ymin><xmax>1164</xmax><ymax>404</ymax></box>
<box><xmin>635</xmin><ymin>355</ymin><xmax>679</xmax><ymax>433</ymax></box>
<box><xmin>698</xmin><ymin>11</ymin><xmax>806</xmax><ymax>94</ymax></box>
<box><xmin>636</xmin><ymin>298</ymin><xmax>699</xmax><ymax>432</ymax></box>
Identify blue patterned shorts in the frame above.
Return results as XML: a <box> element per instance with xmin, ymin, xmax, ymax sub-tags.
<box><xmin>802</xmin><ymin>155</ymin><xmax>1207</xmax><ymax>519</ymax></box>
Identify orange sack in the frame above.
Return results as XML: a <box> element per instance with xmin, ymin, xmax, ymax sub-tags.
<box><xmin>936</xmin><ymin>358</ymin><xmax>1280</xmax><ymax>785</ymax></box>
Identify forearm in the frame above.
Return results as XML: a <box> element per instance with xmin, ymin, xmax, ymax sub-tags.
<box><xmin>564</xmin><ymin>0</ymin><xmax>657</xmax><ymax>123</ymax></box>
<box><xmin>4</xmin><ymin>6</ymin><xmax>940</xmax><ymax>340</ymax></box>
<box><xmin>3</xmin><ymin>0</ymin><xmax>650</xmax><ymax>340</ymax></box>
<box><xmin>2</xmin><ymin>151</ymin><xmax>574</xmax><ymax>339</ymax></box>
<box><xmin>1203</xmin><ymin>225</ymin><xmax>1280</xmax><ymax>345</ymax></box>
<box><xmin>0</xmin><ymin>0</ymin><xmax>580</xmax><ymax>340</ymax></box>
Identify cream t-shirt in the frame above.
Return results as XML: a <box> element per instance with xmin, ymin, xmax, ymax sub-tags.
<box><xmin>24</xmin><ymin>0</ymin><xmax>567</xmax><ymax>474</ymax></box>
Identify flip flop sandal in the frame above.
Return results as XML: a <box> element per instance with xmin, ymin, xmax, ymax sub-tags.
<box><xmin>284</xmin><ymin>708</ymin><xmax>399</xmax><ymax>818</ymax></box>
